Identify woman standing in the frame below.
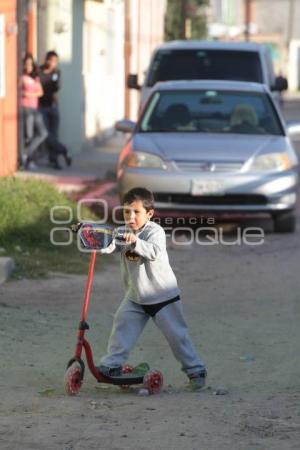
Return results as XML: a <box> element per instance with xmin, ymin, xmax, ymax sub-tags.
<box><xmin>20</xmin><ymin>53</ymin><xmax>48</xmax><ymax>169</ymax></box>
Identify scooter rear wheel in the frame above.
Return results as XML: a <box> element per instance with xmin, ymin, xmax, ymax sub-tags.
<box><xmin>143</xmin><ymin>369</ymin><xmax>163</xmax><ymax>394</ymax></box>
<box><xmin>65</xmin><ymin>362</ymin><xmax>83</xmax><ymax>395</ymax></box>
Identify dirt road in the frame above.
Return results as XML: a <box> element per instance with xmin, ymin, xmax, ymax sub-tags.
<box><xmin>1</xmin><ymin>228</ymin><xmax>300</xmax><ymax>450</ymax></box>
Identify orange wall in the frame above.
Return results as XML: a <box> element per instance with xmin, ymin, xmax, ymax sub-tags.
<box><xmin>0</xmin><ymin>0</ymin><xmax>17</xmax><ymax>177</ymax></box>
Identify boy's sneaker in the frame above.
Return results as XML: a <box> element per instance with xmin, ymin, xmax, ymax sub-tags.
<box><xmin>188</xmin><ymin>368</ymin><xmax>207</xmax><ymax>390</ymax></box>
<box><xmin>97</xmin><ymin>365</ymin><xmax>122</xmax><ymax>377</ymax></box>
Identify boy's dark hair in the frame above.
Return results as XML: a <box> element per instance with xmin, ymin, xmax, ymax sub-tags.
<box><xmin>123</xmin><ymin>187</ymin><xmax>155</xmax><ymax>211</ymax></box>
<box><xmin>46</xmin><ymin>50</ymin><xmax>58</xmax><ymax>60</ymax></box>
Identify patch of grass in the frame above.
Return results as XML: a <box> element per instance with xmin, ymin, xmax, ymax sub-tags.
<box><xmin>0</xmin><ymin>177</ymin><xmax>104</xmax><ymax>278</ymax></box>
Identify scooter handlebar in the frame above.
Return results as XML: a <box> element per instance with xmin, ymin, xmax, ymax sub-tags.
<box><xmin>70</xmin><ymin>222</ymin><xmax>82</xmax><ymax>233</ymax></box>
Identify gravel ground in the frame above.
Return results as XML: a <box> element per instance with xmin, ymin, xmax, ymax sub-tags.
<box><xmin>1</xmin><ymin>228</ymin><xmax>300</xmax><ymax>450</ymax></box>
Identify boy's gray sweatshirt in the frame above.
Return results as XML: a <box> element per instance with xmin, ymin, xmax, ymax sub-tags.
<box><xmin>103</xmin><ymin>221</ymin><xmax>180</xmax><ymax>305</ymax></box>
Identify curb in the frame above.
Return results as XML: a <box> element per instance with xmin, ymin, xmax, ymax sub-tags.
<box><xmin>0</xmin><ymin>257</ymin><xmax>16</xmax><ymax>285</ymax></box>
<box><xmin>16</xmin><ymin>171</ymin><xmax>98</xmax><ymax>193</ymax></box>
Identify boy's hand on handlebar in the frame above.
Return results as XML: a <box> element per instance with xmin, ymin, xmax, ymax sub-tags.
<box><xmin>122</xmin><ymin>231</ymin><xmax>137</xmax><ymax>244</ymax></box>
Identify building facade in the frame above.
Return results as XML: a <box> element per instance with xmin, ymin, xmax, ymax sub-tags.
<box><xmin>36</xmin><ymin>0</ymin><xmax>166</xmax><ymax>154</ymax></box>
<box><xmin>0</xmin><ymin>0</ymin><xmax>166</xmax><ymax>177</ymax></box>
<box><xmin>0</xmin><ymin>0</ymin><xmax>18</xmax><ymax>177</ymax></box>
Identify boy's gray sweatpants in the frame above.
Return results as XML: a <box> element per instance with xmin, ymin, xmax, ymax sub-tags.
<box><xmin>100</xmin><ymin>298</ymin><xmax>205</xmax><ymax>376</ymax></box>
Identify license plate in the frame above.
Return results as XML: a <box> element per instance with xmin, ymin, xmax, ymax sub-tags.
<box><xmin>191</xmin><ymin>179</ymin><xmax>224</xmax><ymax>196</ymax></box>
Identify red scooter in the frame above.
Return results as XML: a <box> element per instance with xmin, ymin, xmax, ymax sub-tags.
<box><xmin>64</xmin><ymin>223</ymin><xmax>163</xmax><ymax>395</ymax></box>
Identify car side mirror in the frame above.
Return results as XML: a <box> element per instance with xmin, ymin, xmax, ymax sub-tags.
<box><xmin>127</xmin><ymin>74</ymin><xmax>141</xmax><ymax>90</ymax></box>
<box><xmin>272</xmin><ymin>76</ymin><xmax>288</xmax><ymax>92</ymax></box>
<box><xmin>115</xmin><ymin>119</ymin><xmax>136</xmax><ymax>133</ymax></box>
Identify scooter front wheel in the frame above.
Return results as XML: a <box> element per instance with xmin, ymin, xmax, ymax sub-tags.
<box><xmin>65</xmin><ymin>362</ymin><xmax>83</xmax><ymax>395</ymax></box>
<box><xmin>143</xmin><ymin>369</ymin><xmax>163</xmax><ymax>394</ymax></box>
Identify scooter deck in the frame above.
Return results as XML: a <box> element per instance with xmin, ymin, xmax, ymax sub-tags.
<box><xmin>101</xmin><ymin>373</ymin><xmax>144</xmax><ymax>385</ymax></box>
<box><xmin>97</xmin><ymin>362</ymin><xmax>150</xmax><ymax>385</ymax></box>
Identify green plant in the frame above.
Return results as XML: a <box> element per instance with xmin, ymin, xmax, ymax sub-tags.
<box><xmin>0</xmin><ymin>177</ymin><xmax>106</xmax><ymax>278</ymax></box>
<box><xmin>165</xmin><ymin>0</ymin><xmax>208</xmax><ymax>41</ymax></box>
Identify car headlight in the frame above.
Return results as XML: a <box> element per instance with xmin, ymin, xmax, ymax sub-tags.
<box><xmin>248</xmin><ymin>153</ymin><xmax>292</xmax><ymax>172</ymax></box>
<box><xmin>125</xmin><ymin>152</ymin><xmax>166</xmax><ymax>169</ymax></box>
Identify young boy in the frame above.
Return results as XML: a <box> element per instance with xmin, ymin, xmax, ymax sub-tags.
<box><xmin>98</xmin><ymin>187</ymin><xmax>207</xmax><ymax>389</ymax></box>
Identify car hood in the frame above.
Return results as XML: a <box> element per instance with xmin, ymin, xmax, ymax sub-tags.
<box><xmin>132</xmin><ymin>133</ymin><xmax>288</xmax><ymax>162</ymax></box>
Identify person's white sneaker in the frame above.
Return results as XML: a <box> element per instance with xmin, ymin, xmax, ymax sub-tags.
<box><xmin>27</xmin><ymin>161</ymin><xmax>39</xmax><ymax>170</ymax></box>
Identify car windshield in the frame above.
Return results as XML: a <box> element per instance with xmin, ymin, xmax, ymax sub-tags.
<box><xmin>139</xmin><ymin>90</ymin><xmax>283</xmax><ymax>136</ymax></box>
<box><xmin>146</xmin><ymin>50</ymin><xmax>263</xmax><ymax>87</ymax></box>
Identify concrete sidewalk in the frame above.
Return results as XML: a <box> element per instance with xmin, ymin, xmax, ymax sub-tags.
<box><xmin>16</xmin><ymin>134</ymin><xmax>125</xmax><ymax>193</ymax></box>
<box><xmin>284</xmin><ymin>90</ymin><xmax>300</xmax><ymax>100</ymax></box>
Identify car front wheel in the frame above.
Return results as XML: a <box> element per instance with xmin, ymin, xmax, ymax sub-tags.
<box><xmin>273</xmin><ymin>211</ymin><xmax>296</xmax><ymax>233</ymax></box>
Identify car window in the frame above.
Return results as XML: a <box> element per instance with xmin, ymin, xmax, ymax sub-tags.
<box><xmin>139</xmin><ymin>90</ymin><xmax>284</xmax><ymax>136</ymax></box>
<box><xmin>146</xmin><ymin>50</ymin><xmax>263</xmax><ymax>87</ymax></box>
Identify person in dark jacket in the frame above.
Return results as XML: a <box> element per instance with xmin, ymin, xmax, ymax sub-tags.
<box><xmin>39</xmin><ymin>51</ymin><xmax>71</xmax><ymax>169</ymax></box>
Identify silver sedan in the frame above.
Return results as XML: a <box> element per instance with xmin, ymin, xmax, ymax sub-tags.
<box><xmin>116</xmin><ymin>81</ymin><xmax>299</xmax><ymax>232</ymax></box>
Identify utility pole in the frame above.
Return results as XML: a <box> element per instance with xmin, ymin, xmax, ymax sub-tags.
<box><xmin>244</xmin><ymin>0</ymin><xmax>251</xmax><ymax>41</ymax></box>
<box><xmin>286</xmin><ymin>0</ymin><xmax>295</xmax><ymax>47</ymax></box>
<box><xmin>181</xmin><ymin>0</ymin><xmax>187</xmax><ymax>39</ymax></box>
<box><xmin>124</xmin><ymin>0</ymin><xmax>131</xmax><ymax>118</ymax></box>
<box><xmin>27</xmin><ymin>0</ymin><xmax>37</xmax><ymax>57</ymax></box>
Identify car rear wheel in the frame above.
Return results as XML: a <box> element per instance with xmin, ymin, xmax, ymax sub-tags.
<box><xmin>273</xmin><ymin>212</ymin><xmax>296</xmax><ymax>233</ymax></box>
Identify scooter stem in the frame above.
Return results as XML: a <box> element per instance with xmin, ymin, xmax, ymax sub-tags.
<box><xmin>81</xmin><ymin>249</ymin><xmax>97</xmax><ymax>322</ymax></box>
